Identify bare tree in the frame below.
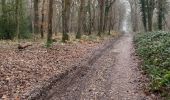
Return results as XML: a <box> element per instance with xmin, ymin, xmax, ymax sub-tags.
<box><xmin>16</xmin><ymin>0</ymin><xmax>20</xmax><ymax>40</ymax></box>
<box><xmin>103</xmin><ymin>0</ymin><xmax>116</xmax><ymax>33</ymax></box>
<box><xmin>62</xmin><ymin>0</ymin><xmax>71</xmax><ymax>42</ymax></box>
<box><xmin>76</xmin><ymin>0</ymin><xmax>85</xmax><ymax>39</ymax></box>
<box><xmin>40</xmin><ymin>0</ymin><xmax>45</xmax><ymax>38</ymax></box>
<box><xmin>98</xmin><ymin>0</ymin><xmax>105</xmax><ymax>36</ymax></box>
<box><xmin>47</xmin><ymin>0</ymin><xmax>54</xmax><ymax>43</ymax></box>
<box><xmin>34</xmin><ymin>0</ymin><xmax>39</xmax><ymax>35</ymax></box>
<box><xmin>129</xmin><ymin>0</ymin><xmax>140</xmax><ymax>32</ymax></box>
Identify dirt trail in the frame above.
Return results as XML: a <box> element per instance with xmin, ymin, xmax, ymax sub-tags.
<box><xmin>39</xmin><ymin>34</ymin><xmax>151</xmax><ymax>100</ymax></box>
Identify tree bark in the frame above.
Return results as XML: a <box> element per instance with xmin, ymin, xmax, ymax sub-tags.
<box><xmin>16</xmin><ymin>0</ymin><xmax>20</xmax><ymax>40</ymax></box>
<box><xmin>140</xmin><ymin>0</ymin><xmax>147</xmax><ymax>31</ymax></box>
<box><xmin>147</xmin><ymin>0</ymin><xmax>155</xmax><ymax>31</ymax></box>
<box><xmin>1</xmin><ymin>0</ymin><xmax>6</xmax><ymax>16</ymax></box>
<box><xmin>103</xmin><ymin>0</ymin><xmax>115</xmax><ymax>33</ymax></box>
<box><xmin>129</xmin><ymin>0</ymin><xmax>139</xmax><ymax>32</ymax></box>
<box><xmin>62</xmin><ymin>0</ymin><xmax>71</xmax><ymax>42</ymax></box>
<box><xmin>47</xmin><ymin>0</ymin><xmax>54</xmax><ymax>43</ymax></box>
<box><xmin>98</xmin><ymin>0</ymin><xmax>105</xmax><ymax>36</ymax></box>
<box><xmin>34</xmin><ymin>0</ymin><xmax>39</xmax><ymax>35</ymax></box>
<box><xmin>157</xmin><ymin>0</ymin><xmax>163</xmax><ymax>30</ymax></box>
<box><xmin>88</xmin><ymin>0</ymin><xmax>92</xmax><ymax>35</ymax></box>
<box><xmin>76</xmin><ymin>0</ymin><xmax>85</xmax><ymax>39</ymax></box>
<box><xmin>41</xmin><ymin>0</ymin><xmax>45</xmax><ymax>38</ymax></box>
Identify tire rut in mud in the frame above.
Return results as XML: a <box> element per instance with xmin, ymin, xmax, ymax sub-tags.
<box><xmin>25</xmin><ymin>36</ymin><xmax>120</xmax><ymax>100</ymax></box>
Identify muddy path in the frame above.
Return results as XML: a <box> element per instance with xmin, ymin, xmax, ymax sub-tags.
<box><xmin>36</xmin><ymin>34</ymin><xmax>151</xmax><ymax>100</ymax></box>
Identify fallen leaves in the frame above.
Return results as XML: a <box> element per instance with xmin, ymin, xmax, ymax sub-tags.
<box><xmin>0</xmin><ymin>39</ymin><xmax>103</xmax><ymax>99</ymax></box>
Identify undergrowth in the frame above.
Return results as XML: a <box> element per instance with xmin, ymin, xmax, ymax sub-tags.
<box><xmin>134</xmin><ymin>31</ymin><xmax>170</xmax><ymax>98</ymax></box>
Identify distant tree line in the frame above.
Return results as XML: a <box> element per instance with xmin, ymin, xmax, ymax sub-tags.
<box><xmin>139</xmin><ymin>0</ymin><xmax>169</xmax><ymax>31</ymax></box>
<box><xmin>0</xmin><ymin>0</ymin><xmax>30</xmax><ymax>39</ymax></box>
<box><xmin>0</xmin><ymin>0</ymin><xmax>126</xmax><ymax>43</ymax></box>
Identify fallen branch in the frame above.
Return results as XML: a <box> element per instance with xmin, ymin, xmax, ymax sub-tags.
<box><xmin>18</xmin><ymin>43</ymin><xmax>32</xmax><ymax>50</ymax></box>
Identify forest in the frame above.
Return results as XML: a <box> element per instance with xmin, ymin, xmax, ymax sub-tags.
<box><xmin>0</xmin><ymin>0</ymin><xmax>170</xmax><ymax>100</ymax></box>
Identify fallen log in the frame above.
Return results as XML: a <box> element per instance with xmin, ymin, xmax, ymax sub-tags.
<box><xmin>18</xmin><ymin>43</ymin><xmax>32</xmax><ymax>50</ymax></box>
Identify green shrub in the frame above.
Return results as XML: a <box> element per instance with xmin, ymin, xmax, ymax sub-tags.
<box><xmin>134</xmin><ymin>31</ymin><xmax>170</xmax><ymax>95</ymax></box>
<box><xmin>0</xmin><ymin>16</ymin><xmax>17</xmax><ymax>39</ymax></box>
<box><xmin>0</xmin><ymin>0</ymin><xmax>31</xmax><ymax>40</ymax></box>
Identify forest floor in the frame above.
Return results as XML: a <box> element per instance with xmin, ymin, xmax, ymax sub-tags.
<box><xmin>0</xmin><ymin>33</ymin><xmax>159</xmax><ymax>100</ymax></box>
<box><xmin>29</xmin><ymin>33</ymin><xmax>157</xmax><ymax>100</ymax></box>
<box><xmin>0</xmin><ymin>34</ymin><xmax>117</xmax><ymax>99</ymax></box>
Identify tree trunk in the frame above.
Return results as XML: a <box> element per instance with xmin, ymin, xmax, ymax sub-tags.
<box><xmin>158</xmin><ymin>0</ymin><xmax>163</xmax><ymax>30</ymax></box>
<box><xmin>98</xmin><ymin>0</ymin><xmax>105</xmax><ymax>36</ymax></box>
<box><xmin>130</xmin><ymin>0</ymin><xmax>139</xmax><ymax>32</ymax></box>
<box><xmin>147</xmin><ymin>0</ymin><xmax>154</xmax><ymax>31</ymax></box>
<box><xmin>34</xmin><ymin>0</ymin><xmax>39</xmax><ymax>35</ymax></box>
<box><xmin>1</xmin><ymin>0</ymin><xmax>6</xmax><ymax>35</ymax></box>
<box><xmin>88</xmin><ymin>0</ymin><xmax>92</xmax><ymax>35</ymax></box>
<box><xmin>76</xmin><ymin>0</ymin><xmax>85</xmax><ymax>39</ymax></box>
<box><xmin>103</xmin><ymin>0</ymin><xmax>109</xmax><ymax>33</ymax></box>
<box><xmin>1</xmin><ymin>0</ymin><xmax>6</xmax><ymax>16</ymax></box>
<box><xmin>47</xmin><ymin>0</ymin><xmax>53</xmax><ymax>43</ymax></box>
<box><xmin>41</xmin><ymin>0</ymin><xmax>45</xmax><ymax>38</ymax></box>
<box><xmin>108</xmin><ymin>3</ymin><xmax>114</xmax><ymax>35</ymax></box>
<box><xmin>31</xmin><ymin>0</ymin><xmax>34</xmax><ymax>35</ymax></box>
<box><xmin>103</xmin><ymin>0</ymin><xmax>115</xmax><ymax>33</ymax></box>
<box><xmin>62</xmin><ymin>0</ymin><xmax>71</xmax><ymax>42</ymax></box>
<box><xmin>140</xmin><ymin>0</ymin><xmax>147</xmax><ymax>31</ymax></box>
<box><xmin>16</xmin><ymin>0</ymin><xmax>20</xmax><ymax>40</ymax></box>
<box><xmin>134</xmin><ymin>5</ymin><xmax>138</xmax><ymax>32</ymax></box>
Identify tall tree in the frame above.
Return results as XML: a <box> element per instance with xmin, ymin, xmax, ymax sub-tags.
<box><xmin>88</xmin><ymin>0</ymin><xmax>92</xmax><ymax>35</ymax></box>
<box><xmin>103</xmin><ymin>0</ymin><xmax>115</xmax><ymax>33</ymax></box>
<box><xmin>1</xmin><ymin>0</ymin><xmax>6</xmax><ymax>17</ymax></box>
<box><xmin>40</xmin><ymin>0</ymin><xmax>45</xmax><ymax>38</ymax></box>
<box><xmin>147</xmin><ymin>0</ymin><xmax>155</xmax><ymax>31</ymax></box>
<box><xmin>1</xmin><ymin>0</ymin><xmax>6</xmax><ymax>35</ymax></box>
<box><xmin>140</xmin><ymin>0</ymin><xmax>155</xmax><ymax>31</ymax></box>
<box><xmin>129</xmin><ymin>0</ymin><xmax>139</xmax><ymax>32</ymax></box>
<box><xmin>16</xmin><ymin>0</ymin><xmax>20</xmax><ymax>40</ymax></box>
<box><xmin>76</xmin><ymin>0</ymin><xmax>85</xmax><ymax>39</ymax></box>
<box><xmin>140</xmin><ymin>0</ymin><xmax>147</xmax><ymax>31</ymax></box>
<box><xmin>34</xmin><ymin>0</ymin><xmax>39</xmax><ymax>35</ymax></box>
<box><xmin>157</xmin><ymin>0</ymin><xmax>167</xmax><ymax>30</ymax></box>
<box><xmin>98</xmin><ymin>0</ymin><xmax>105</xmax><ymax>36</ymax></box>
<box><xmin>47</xmin><ymin>0</ymin><xmax>54</xmax><ymax>43</ymax></box>
<box><xmin>62</xmin><ymin>0</ymin><xmax>71</xmax><ymax>42</ymax></box>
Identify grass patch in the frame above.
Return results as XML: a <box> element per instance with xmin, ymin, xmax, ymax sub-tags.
<box><xmin>134</xmin><ymin>31</ymin><xmax>170</xmax><ymax>98</ymax></box>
